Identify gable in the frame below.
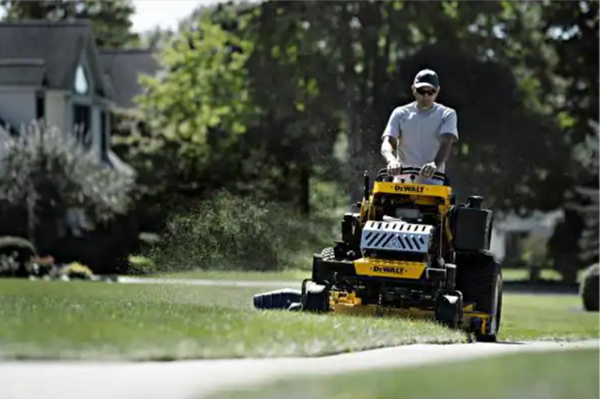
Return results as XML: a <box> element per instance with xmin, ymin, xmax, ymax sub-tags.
<box><xmin>0</xmin><ymin>20</ymin><xmax>107</xmax><ymax>96</ymax></box>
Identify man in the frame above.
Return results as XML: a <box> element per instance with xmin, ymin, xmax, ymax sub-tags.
<box><xmin>380</xmin><ymin>69</ymin><xmax>458</xmax><ymax>185</ymax></box>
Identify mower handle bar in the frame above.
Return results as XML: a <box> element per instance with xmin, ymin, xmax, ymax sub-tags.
<box><xmin>377</xmin><ymin>166</ymin><xmax>447</xmax><ymax>182</ymax></box>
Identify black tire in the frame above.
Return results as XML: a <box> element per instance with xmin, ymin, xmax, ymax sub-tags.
<box><xmin>312</xmin><ymin>247</ymin><xmax>337</xmax><ymax>284</ymax></box>
<box><xmin>580</xmin><ymin>264</ymin><xmax>599</xmax><ymax>312</ymax></box>
<box><xmin>321</xmin><ymin>247</ymin><xmax>335</xmax><ymax>261</ymax></box>
<box><xmin>456</xmin><ymin>251</ymin><xmax>503</xmax><ymax>342</ymax></box>
<box><xmin>303</xmin><ymin>286</ymin><xmax>330</xmax><ymax>313</ymax></box>
<box><xmin>435</xmin><ymin>292</ymin><xmax>463</xmax><ymax>329</ymax></box>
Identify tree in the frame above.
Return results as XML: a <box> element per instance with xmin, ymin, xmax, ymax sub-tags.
<box><xmin>534</xmin><ymin>1</ymin><xmax>599</xmax><ymax>282</ymax></box>
<box><xmin>130</xmin><ymin>10</ymin><xmax>260</xmax><ymax>209</ymax></box>
<box><xmin>0</xmin><ymin>122</ymin><xmax>135</xmax><ymax>255</ymax></box>
<box><xmin>0</xmin><ymin>0</ymin><xmax>139</xmax><ymax>48</ymax></box>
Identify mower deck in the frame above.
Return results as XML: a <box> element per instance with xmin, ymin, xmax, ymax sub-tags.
<box><xmin>328</xmin><ymin>290</ymin><xmax>490</xmax><ymax>333</ymax></box>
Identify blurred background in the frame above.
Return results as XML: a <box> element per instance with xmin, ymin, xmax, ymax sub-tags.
<box><xmin>0</xmin><ymin>0</ymin><xmax>597</xmax><ymax>289</ymax></box>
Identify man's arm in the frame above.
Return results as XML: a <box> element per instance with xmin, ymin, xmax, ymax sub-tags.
<box><xmin>381</xmin><ymin>108</ymin><xmax>402</xmax><ymax>167</ymax></box>
<box><xmin>381</xmin><ymin>136</ymin><xmax>398</xmax><ymax>164</ymax></box>
<box><xmin>433</xmin><ymin>133</ymin><xmax>457</xmax><ymax>168</ymax></box>
<box><xmin>420</xmin><ymin>109</ymin><xmax>458</xmax><ymax>178</ymax></box>
<box><xmin>434</xmin><ymin>109</ymin><xmax>459</xmax><ymax>166</ymax></box>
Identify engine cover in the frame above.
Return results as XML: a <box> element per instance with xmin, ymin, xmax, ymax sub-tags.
<box><xmin>360</xmin><ymin>220</ymin><xmax>434</xmax><ymax>254</ymax></box>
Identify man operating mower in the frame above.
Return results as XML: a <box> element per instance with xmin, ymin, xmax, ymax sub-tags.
<box><xmin>381</xmin><ymin>69</ymin><xmax>458</xmax><ymax>185</ymax></box>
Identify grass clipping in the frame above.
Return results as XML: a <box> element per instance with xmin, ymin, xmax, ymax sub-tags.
<box><xmin>144</xmin><ymin>189</ymin><xmax>339</xmax><ymax>273</ymax></box>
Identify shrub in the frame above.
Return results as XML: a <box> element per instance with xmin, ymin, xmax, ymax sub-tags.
<box><xmin>0</xmin><ymin>121</ymin><xmax>136</xmax><ymax>260</ymax></box>
<box><xmin>0</xmin><ymin>236</ymin><xmax>37</xmax><ymax>277</ymax></box>
<box><xmin>146</xmin><ymin>189</ymin><xmax>339</xmax><ymax>273</ymax></box>
<box><xmin>580</xmin><ymin>263</ymin><xmax>599</xmax><ymax>311</ymax></box>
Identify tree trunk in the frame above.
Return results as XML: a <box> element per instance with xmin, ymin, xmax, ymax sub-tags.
<box><xmin>299</xmin><ymin>166</ymin><xmax>310</xmax><ymax>216</ymax></box>
<box><xmin>26</xmin><ymin>182</ymin><xmax>36</xmax><ymax>249</ymax></box>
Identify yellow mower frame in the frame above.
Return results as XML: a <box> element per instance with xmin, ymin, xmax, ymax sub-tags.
<box><xmin>303</xmin><ymin>166</ymin><xmax>502</xmax><ymax>341</ymax></box>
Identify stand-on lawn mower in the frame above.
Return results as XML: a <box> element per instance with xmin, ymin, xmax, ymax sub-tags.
<box><xmin>254</xmin><ymin>166</ymin><xmax>503</xmax><ymax>342</ymax></box>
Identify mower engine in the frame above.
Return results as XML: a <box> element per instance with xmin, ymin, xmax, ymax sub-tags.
<box><xmin>359</xmin><ymin>220</ymin><xmax>434</xmax><ymax>256</ymax></box>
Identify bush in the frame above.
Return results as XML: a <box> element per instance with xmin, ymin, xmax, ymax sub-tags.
<box><xmin>0</xmin><ymin>121</ymin><xmax>136</xmax><ymax>266</ymax></box>
<box><xmin>145</xmin><ymin>189</ymin><xmax>339</xmax><ymax>273</ymax></box>
<box><xmin>580</xmin><ymin>263</ymin><xmax>599</xmax><ymax>311</ymax></box>
<box><xmin>0</xmin><ymin>236</ymin><xmax>37</xmax><ymax>277</ymax></box>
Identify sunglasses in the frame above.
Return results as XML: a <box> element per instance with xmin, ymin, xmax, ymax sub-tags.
<box><xmin>416</xmin><ymin>88</ymin><xmax>436</xmax><ymax>96</ymax></box>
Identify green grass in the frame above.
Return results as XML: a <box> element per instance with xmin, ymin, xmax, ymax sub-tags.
<box><xmin>0</xmin><ymin>277</ymin><xmax>597</xmax><ymax>361</ymax></box>
<box><xmin>0</xmin><ymin>279</ymin><xmax>464</xmax><ymax>361</ymax></box>
<box><xmin>498</xmin><ymin>293</ymin><xmax>598</xmax><ymax>341</ymax></box>
<box><xmin>502</xmin><ymin>267</ymin><xmax>586</xmax><ymax>283</ymax></box>
<box><xmin>144</xmin><ymin>266</ymin><xmax>578</xmax><ymax>284</ymax></box>
<box><xmin>217</xmin><ymin>348</ymin><xmax>600</xmax><ymax>399</ymax></box>
<box><xmin>149</xmin><ymin>269</ymin><xmax>310</xmax><ymax>281</ymax></box>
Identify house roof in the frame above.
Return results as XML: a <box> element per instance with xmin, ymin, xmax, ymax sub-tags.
<box><xmin>0</xmin><ymin>20</ymin><xmax>160</xmax><ymax>110</ymax></box>
<box><xmin>0</xmin><ymin>59</ymin><xmax>47</xmax><ymax>86</ymax></box>
<box><xmin>99</xmin><ymin>49</ymin><xmax>160</xmax><ymax>109</ymax></box>
<box><xmin>0</xmin><ymin>20</ymin><xmax>107</xmax><ymax>94</ymax></box>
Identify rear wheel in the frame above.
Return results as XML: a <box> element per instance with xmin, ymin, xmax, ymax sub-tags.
<box><xmin>456</xmin><ymin>251</ymin><xmax>503</xmax><ymax>342</ymax></box>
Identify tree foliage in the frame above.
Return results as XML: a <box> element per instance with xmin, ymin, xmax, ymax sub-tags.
<box><xmin>123</xmin><ymin>1</ymin><xmax>597</xmax><ymax>278</ymax></box>
<box><xmin>0</xmin><ymin>0</ymin><xmax>139</xmax><ymax>48</ymax></box>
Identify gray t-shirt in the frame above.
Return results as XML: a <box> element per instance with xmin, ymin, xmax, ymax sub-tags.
<box><xmin>381</xmin><ymin>101</ymin><xmax>459</xmax><ymax>173</ymax></box>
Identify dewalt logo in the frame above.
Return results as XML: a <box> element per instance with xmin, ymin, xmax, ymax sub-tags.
<box><xmin>394</xmin><ymin>185</ymin><xmax>424</xmax><ymax>193</ymax></box>
<box><xmin>372</xmin><ymin>266</ymin><xmax>406</xmax><ymax>274</ymax></box>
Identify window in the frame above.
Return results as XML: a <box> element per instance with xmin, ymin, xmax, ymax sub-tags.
<box><xmin>35</xmin><ymin>92</ymin><xmax>45</xmax><ymax>120</ymax></box>
<box><xmin>100</xmin><ymin>111</ymin><xmax>110</xmax><ymax>161</ymax></box>
<box><xmin>74</xmin><ymin>65</ymin><xmax>89</xmax><ymax>95</ymax></box>
<box><xmin>72</xmin><ymin>104</ymin><xmax>91</xmax><ymax>148</ymax></box>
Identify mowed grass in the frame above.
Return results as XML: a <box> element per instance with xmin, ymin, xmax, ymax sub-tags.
<box><xmin>498</xmin><ymin>293</ymin><xmax>599</xmax><ymax>341</ymax></box>
<box><xmin>0</xmin><ymin>276</ymin><xmax>597</xmax><ymax>361</ymax></box>
<box><xmin>501</xmin><ymin>267</ymin><xmax>586</xmax><ymax>282</ymax></box>
<box><xmin>147</xmin><ymin>267</ymin><xmax>581</xmax><ymax>283</ymax></box>
<box><xmin>0</xmin><ymin>279</ymin><xmax>465</xmax><ymax>361</ymax></box>
<box><xmin>218</xmin><ymin>348</ymin><xmax>600</xmax><ymax>399</ymax></box>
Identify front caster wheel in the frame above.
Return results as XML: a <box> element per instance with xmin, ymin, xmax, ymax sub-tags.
<box><xmin>435</xmin><ymin>291</ymin><xmax>463</xmax><ymax>329</ymax></box>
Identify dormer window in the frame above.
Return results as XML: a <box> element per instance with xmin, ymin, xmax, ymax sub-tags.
<box><xmin>74</xmin><ymin>64</ymin><xmax>89</xmax><ymax>94</ymax></box>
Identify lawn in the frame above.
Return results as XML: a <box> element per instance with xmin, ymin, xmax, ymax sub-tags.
<box><xmin>217</xmin><ymin>348</ymin><xmax>600</xmax><ymax>399</ymax></box>
<box><xmin>0</xmin><ymin>279</ymin><xmax>464</xmax><ymax>360</ymax></box>
<box><xmin>0</xmin><ymin>277</ymin><xmax>596</xmax><ymax>361</ymax></box>
<box><xmin>498</xmin><ymin>293</ymin><xmax>598</xmax><ymax>341</ymax></box>
<box><xmin>146</xmin><ymin>266</ymin><xmax>581</xmax><ymax>284</ymax></box>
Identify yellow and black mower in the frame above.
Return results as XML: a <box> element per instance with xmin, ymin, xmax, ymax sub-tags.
<box><xmin>254</xmin><ymin>166</ymin><xmax>503</xmax><ymax>342</ymax></box>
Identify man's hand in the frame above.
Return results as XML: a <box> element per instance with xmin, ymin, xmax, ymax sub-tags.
<box><xmin>420</xmin><ymin>161</ymin><xmax>437</xmax><ymax>178</ymax></box>
<box><xmin>387</xmin><ymin>159</ymin><xmax>402</xmax><ymax>176</ymax></box>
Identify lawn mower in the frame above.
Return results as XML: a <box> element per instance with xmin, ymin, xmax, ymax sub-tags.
<box><xmin>254</xmin><ymin>166</ymin><xmax>503</xmax><ymax>342</ymax></box>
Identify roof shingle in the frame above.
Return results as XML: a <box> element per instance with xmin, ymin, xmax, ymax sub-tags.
<box><xmin>99</xmin><ymin>49</ymin><xmax>160</xmax><ymax>109</ymax></box>
<box><xmin>0</xmin><ymin>19</ymin><xmax>95</xmax><ymax>90</ymax></box>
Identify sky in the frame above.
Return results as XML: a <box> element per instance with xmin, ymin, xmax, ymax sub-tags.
<box><xmin>131</xmin><ymin>0</ymin><xmax>211</xmax><ymax>33</ymax></box>
<box><xmin>0</xmin><ymin>1</ymin><xmax>222</xmax><ymax>33</ymax></box>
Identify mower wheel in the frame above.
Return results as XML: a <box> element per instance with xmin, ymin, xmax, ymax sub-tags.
<box><xmin>456</xmin><ymin>251</ymin><xmax>503</xmax><ymax>342</ymax></box>
<box><xmin>435</xmin><ymin>291</ymin><xmax>463</xmax><ymax>329</ymax></box>
<box><xmin>320</xmin><ymin>247</ymin><xmax>335</xmax><ymax>261</ymax></box>
<box><xmin>302</xmin><ymin>280</ymin><xmax>330</xmax><ymax>313</ymax></box>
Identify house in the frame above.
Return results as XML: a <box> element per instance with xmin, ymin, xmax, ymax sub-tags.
<box><xmin>0</xmin><ymin>19</ymin><xmax>160</xmax><ymax>176</ymax></box>
<box><xmin>489</xmin><ymin>209</ymin><xmax>564</xmax><ymax>264</ymax></box>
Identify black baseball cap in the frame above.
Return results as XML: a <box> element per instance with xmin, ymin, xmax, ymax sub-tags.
<box><xmin>413</xmin><ymin>69</ymin><xmax>439</xmax><ymax>89</ymax></box>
